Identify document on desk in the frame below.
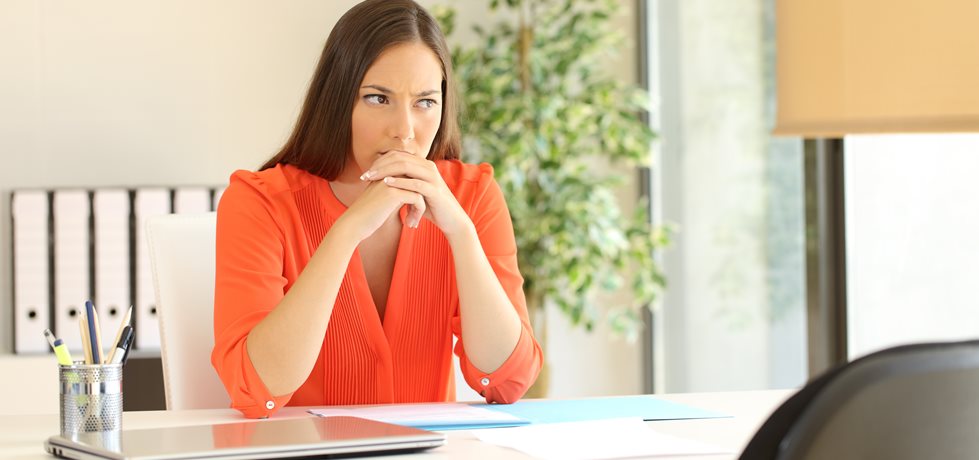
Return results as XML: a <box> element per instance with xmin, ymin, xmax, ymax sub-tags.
<box><xmin>481</xmin><ymin>395</ymin><xmax>727</xmax><ymax>423</ymax></box>
<box><xmin>308</xmin><ymin>403</ymin><xmax>530</xmax><ymax>431</ymax></box>
<box><xmin>473</xmin><ymin>418</ymin><xmax>730</xmax><ymax>460</ymax></box>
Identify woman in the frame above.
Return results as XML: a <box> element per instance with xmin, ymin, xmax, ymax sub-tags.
<box><xmin>212</xmin><ymin>0</ymin><xmax>542</xmax><ymax>418</ymax></box>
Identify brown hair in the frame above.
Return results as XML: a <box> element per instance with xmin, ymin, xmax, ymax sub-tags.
<box><xmin>261</xmin><ymin>0</ymin><xmax>460</xmax><ymax>179</ymax></box>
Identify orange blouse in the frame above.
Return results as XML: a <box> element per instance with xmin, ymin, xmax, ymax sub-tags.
<box><xmin>212</xmin><ymin>161</ymin><xmax>543</xmax><ymax>418</ymax></box>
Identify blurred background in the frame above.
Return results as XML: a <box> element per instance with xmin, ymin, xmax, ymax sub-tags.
<box><xmin>2</xmin><ymin>0</ymin><xmax>977</xmax><ymax>413</ymax></box>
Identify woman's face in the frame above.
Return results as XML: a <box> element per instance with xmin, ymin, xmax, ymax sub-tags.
<box><xmin>349</xmin><ymin>42</ymin><xmax>444</xmax><ymax>177</ymax></box>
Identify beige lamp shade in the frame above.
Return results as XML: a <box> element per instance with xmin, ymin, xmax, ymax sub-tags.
<box><xmin>775</xmin><ymin>0</ymin><xmax>979</xmax><ymax>136</ymax></box>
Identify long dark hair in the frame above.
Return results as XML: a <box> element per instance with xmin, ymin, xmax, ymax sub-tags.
<box><xmin>261</xmin><ymin>0</ymin><xmax>461</xmax><ymax>179</ymax></box>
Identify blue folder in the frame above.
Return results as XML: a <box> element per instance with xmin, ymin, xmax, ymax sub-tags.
<box><xmin>473</xmin><ymin>395</ymin><xmax>727</xmax><ymax>426</ymax></box>
<box><xmin>312</xmin><ymin>396</ymin><xmax>726</xmax><ymax>431</ymax></box>
<box><xmin>404</xmin><ymin>419</ymin><xmax>532</xmax><ymax>431</ymax></box>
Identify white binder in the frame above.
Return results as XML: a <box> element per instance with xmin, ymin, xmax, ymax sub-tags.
<box><xmin>53</xmin><ymin>190</ymin><xmax>91</xmax><ymax>355</ymax></box>
<box><xmin>212</xmin><ymin>186</ymin><xmax>227</xmax><ymax>211</ymax></box>
<box><xmin>12</xmin><ymin>191</ymin><xmax>51</xmax><ymax>354</ymax></box>
<box><xmin>135</xmin><ymin>188</ymin><xmax>171</xmax><ymax>350</ymax></box>
<box><xmin>94</xmin><ymin>189</ymin><xmax>131</xmax><ymax>345</ymax></box>
<box><xmin>174</xmin><ymin>187</ymin><xmax>211</xmax><ymax>214</ymax></box>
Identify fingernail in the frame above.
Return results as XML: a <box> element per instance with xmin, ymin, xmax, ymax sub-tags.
<box><xmin>360</xmin><ymin>171</ymin><xmax>374</xmax><ymax>181</ymax></box>
<box><xmin>383</xmin><ymin>177</ymin><xmax>394</xmax><ymax>184</ymax></box>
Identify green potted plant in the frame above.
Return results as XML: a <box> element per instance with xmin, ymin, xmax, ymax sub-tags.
<box><xmin>436</xmin><ymin>0</ymin><xmax>669</xmax><ymax>397</ymax></box>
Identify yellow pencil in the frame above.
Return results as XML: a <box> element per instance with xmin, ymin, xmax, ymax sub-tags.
<box><xmin>91</xmin><ymin>308</ymin><xmax>105</xmax><ymax>364</ymax></box>
<box><xmin>78</xmin><ymin>311</ymin><xmax>93</xmax><ymax>365</ymax></box>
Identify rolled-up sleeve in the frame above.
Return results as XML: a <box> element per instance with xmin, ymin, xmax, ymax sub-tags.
<box><xmin>211</xmin><ymin>171</ymin><xmax>294</xmax><ymax>418</ymax></box>
<box><xmin>453</xmin><ymin>164</ymin><xmax>543</xmax><ymax>403</ymax></box>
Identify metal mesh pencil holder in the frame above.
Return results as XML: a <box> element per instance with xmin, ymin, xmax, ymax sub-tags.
<box><xmin>59</xmin><ymin>363</ymin><xmax>124</xmax><ymax>436</ymax></box>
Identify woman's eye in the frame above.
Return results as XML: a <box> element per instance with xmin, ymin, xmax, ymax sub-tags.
<box><xmin>364</xmin><ymin>94</ymin><xmax>388</xmax><ymax>105</ymax></box>
<box><xmin>416</xmin><ymin>99</ymin><xmax>438</xmax><ymax>109</ymax></box>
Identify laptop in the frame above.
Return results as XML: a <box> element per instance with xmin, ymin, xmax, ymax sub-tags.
<box><xmin>45</xmin><ymin>416</ymin><xmax>446</xmax><ymax>459</ymax></box>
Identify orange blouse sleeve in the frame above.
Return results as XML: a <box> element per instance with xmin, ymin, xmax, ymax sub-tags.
<box><xmin>452</xmin><ymin>164</ymin><xmax>544</xmax><ymax>403</ymax></box>
<box><xmin>211</xmin><ymin>171</ymin><xmax>294</xmax><ymax>418</ymax></box>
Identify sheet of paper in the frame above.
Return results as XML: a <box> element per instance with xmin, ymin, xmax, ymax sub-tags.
<box><xmin>481</xmin><ymin>395</ymin><xmax>727</xmax><ymax>423</ymax></box>
<box><xmin>308</xmin><ymin>403</ymin><xmax>529</xmax><ymax>430</ymax></box>
<box><xmin>473</xmin><ymin>418</ymin><xmax>730</xmax><ymax>460</ymax></box>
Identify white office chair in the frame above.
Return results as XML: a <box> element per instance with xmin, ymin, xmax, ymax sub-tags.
<box><xmin>146</xmin><ymin>212</ymin><xmax>230</xmax><ymax>410</ymax></box>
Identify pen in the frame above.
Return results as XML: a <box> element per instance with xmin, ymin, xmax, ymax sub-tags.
<box><xmin>43</xmin><ymin>328</ymin><xmax>58</xmax><ymax>349</ymax></box>
<box><xmin>43</xmin><ymin>329</ymin><xmax>74</xmax><ymax>366</ymax></box>
<box><xmin>84</xmin><ymin>300</ymin><xmax>103</xmax><ymax>365</ymax></box>
<box><xmin>106</xmin><ymin>306</ymin><xmax>133</xmax><ymax>364</ymax></box>
<box><xmin>52</xmin><ymin>338</ymin><xmax>74</xmax><ymax>366</ymax></box>
<box><xmin>108</xmin><ymin>326</ymin><xmax>133</xmax><ymax>365</ymax></box>
<box><xmin>119</xmin><ymin>328</ymin><xmax>135</xmax><ymax>366</ymax></box>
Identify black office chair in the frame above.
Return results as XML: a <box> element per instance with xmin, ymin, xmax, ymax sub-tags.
<box><xmin>741</xmin><ymin>339</ymin><xmax>979</xmax><ymax>460</ymax></box>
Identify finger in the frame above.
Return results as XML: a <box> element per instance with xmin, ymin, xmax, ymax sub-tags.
<box><xmin>387</xmin><ymin>186</ymin><xmax>423</xmax><ymax>206</ymax></box>
<box><xmin>384</xmin><ymin>188</ymin><xmax>423</xmax><ymax>229</ymax></box>
<box><xmin>370</xmin><ymin>149</ymin><xmax>424</xmax><ymax>169</ymax></box>
<box><xmin>361</xmin><ymin>156</ymin><xmax>438</xmax><ymax>182</ymax></box>
<box><xmin>364</xmin><ymin>161</ymin><xmax>434</xmax><ymax>182</ymax></box>
<box><xmin>407</xmin><ymin>195</ymin><xmax>426</xmax><ymax>228</ymax></box>
<box><xmin>384</xmin><ymin>177</ymin><xmax>438</xmax><ymax>229</ymax></box>
<box><xmin>359</xmin><ymin>151</ymin><xmax>410</xmax><ymax>180</ymax></box>
<box><xmin>382</xmin><ymin>176</ymin><xmax>435</xmax><ymax>197</ymax></box>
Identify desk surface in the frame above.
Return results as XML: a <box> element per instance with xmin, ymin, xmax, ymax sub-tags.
<box><xmin>0</xmin><ymin>390</ymin><xmax>792</xmax><ymax>460</ymax></box>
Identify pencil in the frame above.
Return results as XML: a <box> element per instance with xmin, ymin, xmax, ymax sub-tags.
<box><xmin>78</xmin><ymin>311</ymin><xmax>93</xmax><ymax>365</ymax></box>
<box><xmin>92</xmin><ymin>307</ymin><xmax>105</xmax><ymax>364</ymax></box>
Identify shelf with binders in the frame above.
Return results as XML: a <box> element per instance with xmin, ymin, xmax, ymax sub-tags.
<box><xmin>6</xmin><ymin>185</ymin><xmax>227</xmax><ymax>413</ymax></box>
<box><xmin>9</xmin><ymin>185</ymin><xmax>226</xmax><ymax>356</ymax></box>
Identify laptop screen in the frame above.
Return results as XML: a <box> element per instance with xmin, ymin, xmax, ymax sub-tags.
<box><xmin>46</xmin><ymin>416</ymin><xmax>445</xmax><ymax>460</ymax></box>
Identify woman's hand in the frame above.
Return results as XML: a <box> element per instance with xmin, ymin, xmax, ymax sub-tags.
<box><xmin>334</xmin><ymin>179</ymin><xmax>426</xmax><ymax>242</ymax></box>
<box><xmin>359</xmin><ymin>151</ymin><xmax>471</xmax><ymax>236</ymax></box>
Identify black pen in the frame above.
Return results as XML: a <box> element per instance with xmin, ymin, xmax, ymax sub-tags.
<box><xmin>109</xmin><ymin>325</ymin><xmax>133</xmax><ymax>365</ymax></box>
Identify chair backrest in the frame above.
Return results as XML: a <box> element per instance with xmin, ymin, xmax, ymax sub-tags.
<box><xmin>741</xmin><ymin>339</ymin><xmax>979</xmax><ymax>459</ymax></box>
<box><xmin>146</xmin><ymin>212</ymin><xmax>229</xmax><ymax>410</ymax></box>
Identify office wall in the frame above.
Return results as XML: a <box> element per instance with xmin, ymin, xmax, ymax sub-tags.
<box><xmin>0</xmin><ymin>0</ymin><xmax>642</xmax><ymax>400</ymax></box>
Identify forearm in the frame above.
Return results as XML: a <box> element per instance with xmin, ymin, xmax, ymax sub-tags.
<box><xmin>448</xmin><ymin>222</ymin><xmax>522</xmax><ymax>373</ymax></box>
<box><xmin>246</xmin><ymin>221</ymin><xmax>358</xmax><ymax>396</ymax></box>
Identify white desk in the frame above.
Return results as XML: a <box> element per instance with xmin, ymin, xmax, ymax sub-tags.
<box><xmin>0</xmin><ymin>390</ymin><xmax>792</xmax><ymax>460</ymax></box>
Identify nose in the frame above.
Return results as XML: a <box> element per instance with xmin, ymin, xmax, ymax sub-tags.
<box><xmin>390</xmin><ymin>105</ymin><xmax>415</xmax><ymax>144</ymax></box>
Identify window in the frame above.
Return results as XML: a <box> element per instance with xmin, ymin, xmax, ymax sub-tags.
<box><xmin>646</xmin><ymin>0</ymin><xmax>806</xmax><ymax>391</ymax></box>
<box><xmin>845</xmin><ymin>134</ymin><xmax>979</xmax><ymax>358</ymax></box>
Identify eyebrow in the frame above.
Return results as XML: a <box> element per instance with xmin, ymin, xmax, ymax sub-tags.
<box><xmin>361</xmin><ymin>84</ymin><xmax>441</xmax><ymax>97</ymax></box>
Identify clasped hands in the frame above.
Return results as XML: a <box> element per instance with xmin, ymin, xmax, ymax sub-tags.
<box><xmin>340</xmin><ymin>151</ymin><xmax>469</xmax><ymax>241</ymax></box>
